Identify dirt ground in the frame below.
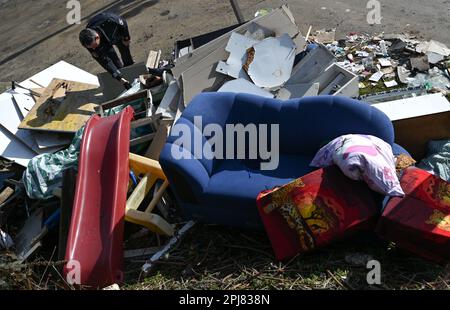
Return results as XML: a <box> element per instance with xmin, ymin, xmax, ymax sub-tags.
<box><xmin>1</xmin><ymin>0</ymin><xmax>450</xmax><ymax>83</ymax></box>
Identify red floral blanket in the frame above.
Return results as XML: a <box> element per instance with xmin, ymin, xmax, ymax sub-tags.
<box><xmin>256</xmin><ymin>166</ymin><xmax>379</xmax><ymax>261</ymax></box>
<box><xmin>376</xmin><ymin>167</ymin><xmax>450</xmax><ymax>263</ymax></box>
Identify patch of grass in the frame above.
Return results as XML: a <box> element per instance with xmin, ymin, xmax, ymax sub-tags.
<box><xmin>1</xmin><ymin>222</ymin><xmax>448</xmax><ymax>290</ymax></box>
<box><xmin>122</xmin><ymin>225</ymin><xmax>449</xmax><ymax>290</ymax></box>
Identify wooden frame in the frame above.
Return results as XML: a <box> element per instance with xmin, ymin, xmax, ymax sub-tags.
<box><xmin>95</xmin><ymin>89</ymin><xmax>152</xmax><ymax>117</ymax></box>
<box><xmin>126</xmin><ymin>153</ymin><xmax>174</xmax><ymax>236</ymax></box>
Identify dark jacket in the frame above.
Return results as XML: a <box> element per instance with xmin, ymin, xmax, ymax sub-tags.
<box><xmin>86</xmin><ymin>12</ymin><xmax>130</xmax><ymax>80</ymax></box>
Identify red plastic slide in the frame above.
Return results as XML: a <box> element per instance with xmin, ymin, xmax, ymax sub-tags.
<box><xmin>64</xmin><ymin>107</ymin><xmax>134</xmax><ymax>288</ymax></box>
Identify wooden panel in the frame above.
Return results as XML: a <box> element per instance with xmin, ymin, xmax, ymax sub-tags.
<box><xmin>126</xmin><ymin>173</ymin><xmax>158</xmax><ymax>210</ymax></box>
<box><xmin>125</xmin><ymin>208</ymin><xmax>174</xmax><ymax>236</ymax></box>
<box><xmin>393</xmin><ymin>111</ymin><xmax>450</xmax><ymax>160</ymax></box>
<box><xmin>19</xmin><ymin>78</ymin><xmax>101</xmax><ymax>133</ymax></box>
<box><xmin>96</xmin><ymin>89</ymin><xmax>149</xmax><ymax>113</ymax></box>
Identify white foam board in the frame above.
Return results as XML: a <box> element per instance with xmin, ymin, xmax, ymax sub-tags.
<box><xmin>372</xmin><ymin>93</ymin><xmax>450</xmax><ymax>121</ymax></box>
<box><xmin>0</xmin><ymin>128</ymin><xmax>37</xmax><ymax>167</ymax></box>
<box><xmin>19</xmin><ymin>60</ymin><xmax>99</xmax><ymax>88</ymax></box>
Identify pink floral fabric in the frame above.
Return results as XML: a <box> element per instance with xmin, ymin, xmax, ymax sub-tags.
<box><xmin>310</xmin><ymin>134</ymin><xmax>404</xmax><ymax>196</ymax></box>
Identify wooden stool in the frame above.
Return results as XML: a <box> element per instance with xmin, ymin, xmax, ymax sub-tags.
<box><xmin>126</xmin><ymin>153</ymin><xmax>173</xmax><ymax>236</ymax></box>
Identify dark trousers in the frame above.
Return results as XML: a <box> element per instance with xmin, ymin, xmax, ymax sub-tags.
<box><xmin>106</xmin><ymin>41</ymin><xmax>134</xmax><ymax>69</ymax></box>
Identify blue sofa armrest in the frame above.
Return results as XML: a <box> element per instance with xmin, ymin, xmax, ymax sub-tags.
<box><xmin>160</xmin><ymin>143</ymin><xmax>211</xmax><ymax>204</ymax></box>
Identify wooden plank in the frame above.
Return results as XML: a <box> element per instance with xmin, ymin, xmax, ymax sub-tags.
<box><xmin>129</xmin><ymin>153</ymin><xmax>167</xmax><ymax>179</ymax></box>
<box><xmin>130</xmin><ymin>133</ymin><xmax>156</xmax><ymax>147</ymax></box>
<box><xmin>19</xmin><ymin>78</ymin><xmax>101</xmax><ymax>133</ymax></box>
<box><xmin>125</xmin><ymin>208</ymin><xmax>174</xmax><ymax>236</ymax></box>
<box><xmin>96</xmin><ymin>89</ymin><xmax>150</xmax><ymax>113</ymax></box>
<box><xmin>0</xmin><ymin>187</ymin><xmax>14</xmax><ymax>205</ymax></box>
<box><xmin>145</xmin><ymin>121</ymin><xmax>172</xmax><ymax>160</ymax></box>
<box><xmin>124</xmin><ymin>247</ymin><xmax>162</xmax><ymax>258</ymax></box>
<box><xmin>146</xmin><ymin>50</ymin><xmax>161</xmax><ymax>69</ymax></box>
<box><xmin>126</xmin><ymin>173</ymin><xmax>158</xmax><ymax>210</ymax></box>
<box><xmin>130</xmin><ymin>115</ymin><xmax>160</xmax><ymax>129</ymax></box>
<box><xmin>145</xmin><ymin>180</ymin><xmax>169</xmax><ymax>213</ymax></box>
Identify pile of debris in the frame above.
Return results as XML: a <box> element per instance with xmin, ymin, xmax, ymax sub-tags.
<box><xmin>326</xmin><ymin>32</ymin><xmax>450</xmax><ymax>98</ymax></box>
<box><xmin>0</xmin><ymin>57</ymin><xmax>194</xmax><ymax>289</ymax></box>
<box><xmin>0</xmin><ymin>4</ymin><xmax>449</xmax><ymax>290</ymax></box>
<box><xmin>164</xmin><ymin>5</ymin><xmax>359</xmax><ymax>116</ymax></box>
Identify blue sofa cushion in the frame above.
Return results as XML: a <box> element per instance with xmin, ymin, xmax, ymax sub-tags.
<box><xmin>199</xmin><ymin>154</ymin><xmax>315</xmax><ymax>227</ymax></box>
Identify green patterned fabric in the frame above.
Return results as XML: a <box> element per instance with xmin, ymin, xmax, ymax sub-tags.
<box><xmin>22</xmin><ymin>127</ymin><xmax>84</xmax><ymax>200</ymax></box>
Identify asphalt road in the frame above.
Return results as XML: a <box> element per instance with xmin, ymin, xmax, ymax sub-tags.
<box><xmin>1</xmin><ymin>0</ymin><xmax>449</xmax><ymax>82</ymax></box>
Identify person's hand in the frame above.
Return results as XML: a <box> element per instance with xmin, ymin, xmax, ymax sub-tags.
<box><xmin>120</xmin><ymin>78</ymin><xmax>131</xmax><ymax>89</ymax></box>
<box><xmin>122</xmin><ymin>37</ymin><xmax>131</xmax><ymax>46</ymax></box>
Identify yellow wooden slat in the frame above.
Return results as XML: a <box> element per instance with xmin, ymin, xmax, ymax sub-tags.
<box><xmin>126</xmin><ymin>173</ymin><xmax>158</xmax><ymax>210</ymax></box>
<box><xmin>125</xmin><ymin>208</ymin><xmax>174</xmax><ymax>236</ymax></box>
<box><xmin>129</xmin><ymin>153</ymin><xmax>167</xmax><ymax>179</ymax></box>
<box><xmin>145</xmin><ymin>180</ymin><xmax>169</xmax><ymax>213</ymax></box>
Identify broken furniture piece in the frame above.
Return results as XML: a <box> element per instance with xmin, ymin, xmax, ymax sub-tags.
<box><xmin>216</xmin><ymin>32</ymin><xmax>259</xmax><ymax>80</ymax></box>
<box><xmin>0</xmin><ymin>61</ymin><xmax>99</xmax><ymax>167</ymax></box>
<box><xmin>96</xmin><ymin>89</ymin><xmax>152</xmax><ymax>118</ymax></box>
<box><xmin>246</xmin><ymin>34</ymin><xmax>297</xmax><ymax>88</ymax></box>
<box><xmin>316</xmin><ymin>63</ymin><xmax>359</xmax><ymax>96</ymax></box>
<box><xmin>126</xmin><ymin>153</ymin><xmax>174</xmax><ymax>236</ymax></box>
<box><xmin>218</xmin><ymin>78</ymin><xmax>274</xmax><ymax>98</ymax></box>
<box><xmin>96</xmin><ymin>89</ymin><xmax>164</xmax><ymax>148</ymax></box>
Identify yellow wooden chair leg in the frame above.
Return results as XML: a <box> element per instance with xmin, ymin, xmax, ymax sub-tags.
<box><xmin>125</xmin><ymin>208</ymin><xmax>174</xmax><ymax>236</ymax></box>
<box><xmin>126</xmin><ymin>173</ymin><xmax>158</xmax><ymax>210</ymax></box>
<box><xmin>145</xmin><ymin>180</ymin><xmax>170</xmax><ymax>213</ymax></box>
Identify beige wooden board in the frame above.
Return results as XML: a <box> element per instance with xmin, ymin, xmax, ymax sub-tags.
<box><xmin>19</xmin><ymin>78</ymin><xmax>101</xmax><ymax>133</ymax></box>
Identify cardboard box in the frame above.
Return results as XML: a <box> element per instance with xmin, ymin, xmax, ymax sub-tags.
<box><xmin>372</xmin><ymin>93</ymin><xmax>450</xmax><ymax>160</ymax></box>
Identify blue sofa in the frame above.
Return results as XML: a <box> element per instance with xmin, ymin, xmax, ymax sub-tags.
<box><xmin>160</xmin><ymin>93</ymin><xmax>409</xmax><ymax>229</ymax></box>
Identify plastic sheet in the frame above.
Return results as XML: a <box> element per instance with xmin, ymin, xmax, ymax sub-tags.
<box><xmin>418</xmin><ymin>139</ymin><xmax>450</xmax><ymax>182</ymax></box>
